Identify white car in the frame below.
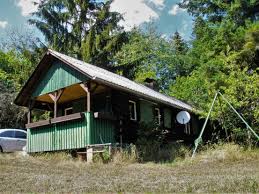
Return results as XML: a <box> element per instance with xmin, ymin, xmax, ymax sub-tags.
<box><xmin>0</xmin><ymin>129</ymin><xmax>27</xmax><ymax>152</ymax></box>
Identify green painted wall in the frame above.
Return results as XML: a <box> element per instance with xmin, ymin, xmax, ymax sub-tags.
<box><xmin>140</xmin><ymin>100</ymin><xmax>154</xmax><ymax>123</ymax></box>
<box><xmin>27</xmin><ymin>118</ymin><xmax>87</xmax><ymax>152</ymax></box>
<box><xmin>27</xmin><ymin>112</ymin><xmax>116</xmax><ymax>153</ymax></box>
<box><xmin>164</xmin><ymin>108</ymin><xmax>172</xmax><ymax>128</ymax></box>
<box><xmin>33</xmin><ymin>61</ymin><xmax>87</xmax><ymax>97</ymax></box>
<box><xmin>91</xmin><ymin>114</ymin><xmax>115</xmax><ymax>144</ymax></box>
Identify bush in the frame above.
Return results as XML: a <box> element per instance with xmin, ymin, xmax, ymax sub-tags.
<box><xmin>135</xmin><ymin>122</ymin><xmax>191</xmax><ymax>162</ymax></box>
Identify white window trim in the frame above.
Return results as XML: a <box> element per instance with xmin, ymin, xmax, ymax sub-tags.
<box><xmin>64</xmin><ymin>107</ymin><xmax>73</xmax><ymax>115</ymax></box>
<box><xmin>129</xmin><ymin>100</ymin><xmax>137</xmax><ymax>121</ymax></box>
<box><xmin>155</xmin><ymin>107</ymin><xmax>161</xmax><ymax>125</ymax></box>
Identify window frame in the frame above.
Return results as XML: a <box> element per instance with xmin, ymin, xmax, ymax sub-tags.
<box><xmin>154</xmin><ymin>107</ymin><xmax>161</xmax><ymax>125</ymax></box>
<box><xmin>64</xmin><ymin>107</ymin><xmax>73</xmax><ymax>115</ymax></box>
<box><xmin>129</xmin><ymin>100</ymin><xmax>137</xmax><ymax>121</ymax></box>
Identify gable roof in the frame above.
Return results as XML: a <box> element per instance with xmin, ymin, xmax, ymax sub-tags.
<box><xmin>15</xmin><ymin>49</ymin><xmax>193</xmax><ymax>111</ymax></box>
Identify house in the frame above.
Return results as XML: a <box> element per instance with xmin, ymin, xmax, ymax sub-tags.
<box><xmin>14</xmin><ymin>49</ymin><xmax>200</xmax><ymax>153</ymax></box>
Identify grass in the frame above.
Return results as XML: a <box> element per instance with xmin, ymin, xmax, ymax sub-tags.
<box><xmin>0</xmin><ymin>143</ymin><xmax>258</xmax><ymax>193</ymax></box>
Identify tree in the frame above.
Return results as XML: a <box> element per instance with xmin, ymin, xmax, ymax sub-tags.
<box><xmin>0</xmin><ymin>81</ymin><xmax>27</xmax><ymax>129</ymax></box>
<box><xmin>114</xmin><ymin>28</ymin><xmax>194</xmax><ymax>91</ymax></box>
<box><xmin>81</xmin><ymin>1</ymin><xmax>127</xmax><ymax>68</ymax></box>
<box><xmin>0</xmin><ymin>27</ymin><xmax>47</xmax><ymax>67</ymax></box>
<box><xmin>180</xmin><ymin>0</ymin><xmax>259</xmax><ymax>25</ymax></box>
<box><xmin>171</xmin><ymin>31</ymin><xmax>188</xmax><ymax>54</ymax></box>
<box><xmin>29</xmin><ymin>0</ymin><xmax>127</xmax><ymax>68</ymax></box>
<box><xmin>0</xmin><ymin>51</ymin><xmax>29</xmax><ymax>129</ymax></box>
<box><xmin>169</xmin><ymin>22</ymin><xmax>259</xmax><ymax>142</ymax></box>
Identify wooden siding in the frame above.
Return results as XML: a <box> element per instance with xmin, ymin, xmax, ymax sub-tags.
<box><xmin>90</xmin><ymin>113</ymin><xmax>115</xmax><ymax>144</ymax></box>
<box><xmin>164</xmin><ymin>108</ymin><xmax>172</xmax><ymax>128</ymax></box>
<box><xmin>27</xmin><ymin>112</ymin><xmax>115</xmax><ymax>153</ymax></box>
<box><xmin>140</xmin><ymin>100</ymin><xmax>154</xmax><ymax>123</ymax></box>
<box><xmin>27</xmin><ymin>117</ymin><xmax>87</xmax><ymax>152</ymax></box>
<box><xmin>33</xmin><ymin>61</ymin><xmax>87</xmax><ymax>97</ymax></box>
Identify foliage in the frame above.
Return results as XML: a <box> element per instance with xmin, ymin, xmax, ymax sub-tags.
<box><xmin>0</xmin><ymin>81</ymin><xmax>27</xmax><ymax>129</ymax></box>
<box><xmin>0</xmin><ymin>0</ymin><xmax>258</xmax><ymax>145</ymax></box>
<box><xmin>136</xmin><ymin>122</ymin><xmax>168</xmax><ymax>161</ymax></box>
<box><xmin>0</xmin><ymin>33</ymin><xmax>43</xmax><ymax>129</ymax></box>
<box><xmin>180</xmin><ymin>0</ymin><xmax>259</xmax><ymax>25</ymax></box>
<box><xmin>111</xmin><ymin>144</ymin><xmax>138</xmax><ymax>164</ymax></box>
<box><xmin>171</xmin><ymin>31</ymin><xmax>188</xmax><ymax>54</ymax></box>
<box><xmin>0</xmin><ymin>27</ymin><xmax>47</xmax><ymax>64</ymax></box>
<box><xmin>29</xmin><ymin>0</ymin><xmax>127</xmax><ymax>69</ymax></box>
<box><xmin>170</xmin><ymin>18</ymin><xmax>259</xmax><ymax>143</ymax></box>
<box><xmin>0</xmin><ymin>49</ymin><xmax>35</xmax><ymax>90</ymax></box>
<box><xmin>81</xmin><ymin>1</ymin><xmax>127</xmax><ymax>68</ymax></box>
<box><xmin>114</xmin><ymin>29</ymin><xmax>194</xmax><ymax>91</ymax></box>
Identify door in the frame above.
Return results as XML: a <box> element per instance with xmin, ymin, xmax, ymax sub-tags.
<box><xmin>0</xmin><ymin>130</ymin><xmax>15</xmax><ymax>152</ymax></box>
<box><xmin>14</xmin><ymin>131</ymin><xmax>27</xmax><ymax>151</ymax></box>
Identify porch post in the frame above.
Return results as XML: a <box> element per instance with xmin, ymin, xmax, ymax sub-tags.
<box><xmin>80</xmin><ymin>82</ymin><xmax>91</xmax><ymax>112</ymax></box>
<box><xmin>27</xmin><ymin>100</ymin><xmax>35</xmax><ymax>124</ymax></box>
<box><xmin>49</xmin><ymin>89</ymin><xmax>64</xmax><ymax>118</ymax></box>
<box><xmin>27</xmin><ymin>110</ymin><xmax>31</xmax><ymax>124</ymax></box>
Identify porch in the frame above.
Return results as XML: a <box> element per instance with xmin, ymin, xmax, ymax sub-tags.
<box><xmin>25</xmin><ymin>81</ymin><xmax>116</xmax><ymax>153</ymax></box>
<box><xmin>26</xmin><ymin>112</ymin><xmax>115</xmax><ymax>153</ymax></box>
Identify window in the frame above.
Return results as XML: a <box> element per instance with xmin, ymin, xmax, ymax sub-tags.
<box><xmin>154</xmin><ymin>108</ymin><xmax>161</xmax><ymax>125</ymax></box>
<box><xmin>0</xmin><ymin>130</ymin><xmax>14</xmax><ymax>138</ymax></box>
<box><xmin>129</xmin><ymin>100</ymin><xmax>137</xmax><ymax>121</ymax></box>
<box><xmin>15</xmin><ymin>131</ymin><xmax>26</xmax><ymax>139</ymax></box>
<box><xmin>64</xmin><ymin>107</ymin><xmax>73</xmax><ymax>115</ymax></box>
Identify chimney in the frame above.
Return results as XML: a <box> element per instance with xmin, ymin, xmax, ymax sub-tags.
<box><xmin>144</xmin><ymin>78</ymin><xmax>159</xmax><ymax>91</ymax></box>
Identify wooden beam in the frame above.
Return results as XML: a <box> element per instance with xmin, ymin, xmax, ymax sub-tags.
<box><xmin>90</xmin><ymin>82</ymin><xmax>99</xmax><ymax>93</ymax></box>
<box><xmin>27</xmin><ymin>100</ymin><xmax>35</xmax><ymax>124</ymax></box>
<box><xmin>80</xmin><ymin>83</ymin><xmax>91</xmax><ymax>112</ymax></box>
<box><xmin>56</xmin><ymin>89</ymin><xmax>64</xmax><ymax>101</ymax></box>
<box><xmin>48</xmin><ymin>89</ymin><xmax>64</xmax><ymax>118</ymax></box>
<box><xmin>79</xmin><ymin>83</ymin><xmax>90</xmax><ymax>93</ymax></box>
<box><xmin>48</xmin><ymin>93</ymin><xmax>56</xmax><ymax>102</ymax></box>
<box><xmin>27</xmin><ymin>110</ymin><xmax>31</xmax><ymax>124</ymax></box>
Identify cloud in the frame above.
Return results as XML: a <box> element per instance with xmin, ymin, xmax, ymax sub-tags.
<box><xmin>148</xmin><ymin>0</ymin><xmax>165</xmax><ymax>10</ymax></box>
<box><xmin>178</xmin><ymin>19</ymin><xmax>192</xmax><ymax>38</ymax></box>
<box><xmin>16</xmin><ymin>0</ymin><xmax>39</xmax><ymax>16</ymax></box>
<box><xmin>168</xmin><ymin>4</ymin><xmax>185</xmax><ymax>16</ymax></box>
<box><xmin>0</xmin><ymin>20</ymin><xmax>8</xmax><ymax>28</ymax></box>
<box><xmin>110</xmin><ymin>0</ymin><xmax>160</xmax><ymax>31</ymax></box>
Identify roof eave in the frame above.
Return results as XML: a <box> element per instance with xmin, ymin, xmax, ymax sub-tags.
<box><xmin>93</xmin><ymin>77</ymin><xmax>194</xmax><ymax>112</ymax></box>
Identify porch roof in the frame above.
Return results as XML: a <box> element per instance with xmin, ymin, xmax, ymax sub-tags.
<box><xmin>15</xmin><ymin>49</ymin><xmax>193</xmax><ymax>111</ymax></box>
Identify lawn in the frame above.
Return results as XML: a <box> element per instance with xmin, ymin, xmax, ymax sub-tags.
<box><xmin>0</xmin><ymin>144</ymin><xmax>258</xmax><ymax>193</ymax></box>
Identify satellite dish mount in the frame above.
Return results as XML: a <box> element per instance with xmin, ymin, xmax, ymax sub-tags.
<box><xmin>176</xmin><ymin>111</ymin><xmax>191</xmax><ymax>134</ymax></box>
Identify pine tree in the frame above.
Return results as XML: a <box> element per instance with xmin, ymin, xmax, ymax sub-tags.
<box><xmin>81</xmin><ymin>1</ymin><xmax>127</xmax><ymax>68</ymax></box>
<box><xmin>29</xmin><ymin>0</ymin><xmax>127</xmax><ymax>68</ymax></box>
<box><xmin>171</xmin><ymin>31</ymin><xmax>188</xmax><ymax>54</ymax></box>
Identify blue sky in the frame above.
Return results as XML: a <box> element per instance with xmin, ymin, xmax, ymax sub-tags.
<box><xmin>0</xmin><ymin>0</ymin><xmax>193</xmax><ymax>42</ymax></box>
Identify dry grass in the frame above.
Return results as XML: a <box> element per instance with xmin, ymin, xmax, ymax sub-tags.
<box><xmin>0</xmin><ymin>143</ymin><xmax>258</xmax><ymax>193</ymax></box>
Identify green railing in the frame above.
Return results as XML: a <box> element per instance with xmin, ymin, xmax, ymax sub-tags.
<box><xmin>27</xmin><ymin>112</ymin><xmax>115</xmax><ymax>153</ymax></box>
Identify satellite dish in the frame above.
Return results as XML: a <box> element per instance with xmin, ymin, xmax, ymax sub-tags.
<box><xmin>176</xmin><ymin>111</ymin><xmax>191</xmax><ymax>124</ymax></box>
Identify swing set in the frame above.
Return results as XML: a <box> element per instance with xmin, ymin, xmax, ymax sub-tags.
<box><xmin>192</xmin><ymin>91</ymin><xmax>259</xmax><ymax>158</ymax></box>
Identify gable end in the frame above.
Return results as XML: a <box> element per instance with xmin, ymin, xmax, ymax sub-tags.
<box><xmin>32</xmin><ymin>61</ymin><xmax>88</xmax><ymax>97</ymax></box>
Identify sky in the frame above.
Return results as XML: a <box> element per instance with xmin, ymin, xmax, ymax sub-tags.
<box><xmin>0</xmin><ymin>0</ymin><xmax>193</xmax><ymax>42</ymax></box>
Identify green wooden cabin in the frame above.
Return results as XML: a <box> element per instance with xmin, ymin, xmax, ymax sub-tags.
<box><xmin>15</xmin><ymin>49</ymin><xmax>199</xmax><ymax>153</ymax></box>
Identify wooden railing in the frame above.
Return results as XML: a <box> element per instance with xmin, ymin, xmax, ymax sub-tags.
<box><xmin>26</xmin><ymin>112</ymin><xmax>84</xmax><ymax>129</ymax></box>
